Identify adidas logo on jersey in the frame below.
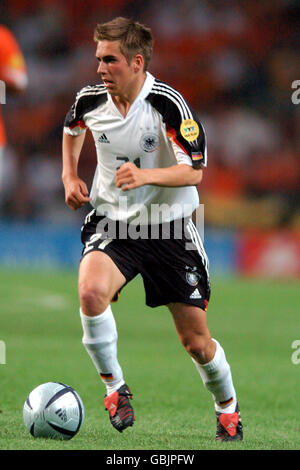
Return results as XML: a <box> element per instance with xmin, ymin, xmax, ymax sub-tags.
<box><xmin>98</xmin><ymin>133</ymin><xmax>110</xmax><ymax>144</ymax></box>
<box><xmin>190</xmin><ymin>288</ymin><xmax>202</xmax><ymax>299</ymax></box>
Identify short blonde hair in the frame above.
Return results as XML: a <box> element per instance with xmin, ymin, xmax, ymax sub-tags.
<box><xmin>94</xmin><ymin>17</ymin><xmax>153</xmax><ymax>71</ymax></box>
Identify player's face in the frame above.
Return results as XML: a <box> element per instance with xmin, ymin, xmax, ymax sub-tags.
<box><xmin>96</xmin><ymin>40</ymin><xmax>138</xmax><ymax>97</ymax></box>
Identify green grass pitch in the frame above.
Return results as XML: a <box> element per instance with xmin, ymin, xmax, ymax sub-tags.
<box><xmin>0</xmin><ymin>269</ymin><xmax>299</xmax><ymax>450</ymax></box>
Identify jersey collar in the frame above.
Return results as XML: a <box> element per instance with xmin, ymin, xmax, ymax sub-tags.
<box><xmin>136</xmin><ymin>71</ymin><xmax>155</xmax><ymax>102</ymax></box>
<box><xmin>107</xmin><ymin>71</ymin><xmax>155</xmax><ymax>117</ymax></box>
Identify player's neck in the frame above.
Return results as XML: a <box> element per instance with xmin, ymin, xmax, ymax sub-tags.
<box><xmin>112</xmin><ymin>72</ymin><xmax>146</xmax><ymax>117</ymax></box>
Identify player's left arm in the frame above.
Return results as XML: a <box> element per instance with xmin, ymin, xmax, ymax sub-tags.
<box><xmin>116</xmin><ymin>118</ymin><xmax>206</xmax><ymax>190</ymax></box>
<box><xmin>116</xmin><ymin>90</ymin><xmax>207</xmax><ymax>191</ymax></box>
<box><xmin>115</xmin><ymin>162</ymin><xmax>203</xmax><ymax>190</ymax></box>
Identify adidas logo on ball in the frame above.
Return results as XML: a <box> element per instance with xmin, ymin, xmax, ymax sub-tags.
<box><xmin>55</xmin><ymin>408</ymin><xmax>68</xmax><ymax>422</ymax></box>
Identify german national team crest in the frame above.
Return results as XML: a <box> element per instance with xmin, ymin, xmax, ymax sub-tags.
<box><xmin>185</xmin><ymin>267</ymin><xmax>201</xmax><ymax>286</ymax></box>
<box><xmin>140</xmin><ymin>132</ymin><xmax>159</xmax><ymax>153</ymax></box>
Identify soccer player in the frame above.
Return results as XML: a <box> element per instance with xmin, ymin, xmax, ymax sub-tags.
<box><xmin>0</xmin><ymin>24</ymin><xmax>28</xmax><ymax>184</ymax></box>
<box><xmin>62</xmin><ymin>17</ymin><xmax>243</xmax><ymax>441</ymax></box>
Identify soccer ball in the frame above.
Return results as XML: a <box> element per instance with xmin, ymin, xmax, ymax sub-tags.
<box><xmin>23</xmin><ymin>382</ymin><xmax>85</xmax><ymax>440</ymax></box>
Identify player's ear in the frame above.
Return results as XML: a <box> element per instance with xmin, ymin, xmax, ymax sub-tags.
<box><xmin>133</xmin><ymin>54</ymin><xmax>144</xmax><ymax>73</ymax></box>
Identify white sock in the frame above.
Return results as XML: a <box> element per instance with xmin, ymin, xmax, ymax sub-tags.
<box><xmin>192</xmin><ymin>339</ymin><xmax>237</xmax><ymax>413</ymax></box>
<box><xmin>80</xmin><ymin>305</ymin><xmax>125</xmax><ymax>395</ymax></box>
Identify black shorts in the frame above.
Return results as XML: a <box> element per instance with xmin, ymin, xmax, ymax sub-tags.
<box><xmin>80</xmin><ymin>210</ymin><xmax>211</xmax><ymax>311</ymax></box>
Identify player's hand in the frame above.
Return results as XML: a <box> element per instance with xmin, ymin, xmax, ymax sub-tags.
<box><xmin>115</xmin><ymin>162</ymin><xmax>147</xmax><ymax>191</ymax></box>
<box><xmin>63</xmin><ymin>176</ymin><xmax>91</xmax><ymax>210</ymax></box>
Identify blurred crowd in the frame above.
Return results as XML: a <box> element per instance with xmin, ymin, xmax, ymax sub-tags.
<box><xmin>0</xmin><ymin>0</ymin><xmax>299</xmax><ymax>231</ymax></box>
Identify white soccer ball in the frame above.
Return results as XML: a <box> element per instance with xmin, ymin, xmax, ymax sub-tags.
<box><xmin>23</xmin><ymin>382</ymin><xmax>85</xmax><ymax>440</ymax></box>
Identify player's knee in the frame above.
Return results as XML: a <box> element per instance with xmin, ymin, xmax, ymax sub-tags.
<box><xmin>79</xmin><ymin>282</ymin><xmax>110</xmax><ymax>316</ymax></box>
<box><xmin>184</xmin><ymin>335</ymin><xmax>212</xmax><ymax>364</ymax></box>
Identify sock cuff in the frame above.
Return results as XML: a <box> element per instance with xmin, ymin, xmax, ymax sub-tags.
<box><xmin>192</xmin><ymin>339</ymin><xmax>224</xmax><ymax>373</ymax></box>
<box><xmin>80</xmin><ymin>304</ymin><xmax>113</xmax><ymax>325</ymax></box>
<box><xmin>106</xmin><ymin>379</ymin><xmax>126</xmax><ymax>395</ymax></box>
<box><xmin>204</xmin><ymin>339</ymin><xmax>224</xmax><ymax>371</ymax></box>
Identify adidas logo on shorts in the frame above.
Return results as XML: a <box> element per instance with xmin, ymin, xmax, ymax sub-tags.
<box><xmin>190</xmin><ymin>288</ymin><xmax>202</xmax><ymax>299</ymax></box>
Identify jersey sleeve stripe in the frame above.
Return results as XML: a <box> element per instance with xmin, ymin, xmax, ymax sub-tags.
<box><xmin>152</xmin><ymin>81</ymin><xmax>203</xmax><ymax>151</ymax></box>
<box><xmin>72</xmin><ymin>88</ymin><xmax>107</xmax><ymax>121</ymax></box>
<box><xmin>151</xmin><ymin>88</ymin><xmax>185</xmax><ymax>122</ymax></box>
<box><xmin>153</xmin><ymin>81</ymin><xmax>192</xmax><ymax>121</ymax></box>
<box><xmin>147</xmin><ymin>78</ymin><xmax>208</xmax><ymax>168</ymax></box>
<box><xmin>76</xmin><ymin>84</ymin><xmax>106</xmax><ymax>95</ymax></box>
<box><xmin>75</xmin><ymin>87</ymin><xmax>106</xmax><ymax>100</ymax></box>
<box><xmin>153</xmin><ymin>84</ymin><xmax>190</xmax><ymax>121</ymax></box>
<box><xmin>64</xmin><ymin>86</ymin><xmax>108</xmax><ymax>131</ymax></box>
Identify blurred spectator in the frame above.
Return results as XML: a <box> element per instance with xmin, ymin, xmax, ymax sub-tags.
<box><xmin>0</xmin><ymin>23</ymin><xmax>28</xmax><ymax>201</ymax></box>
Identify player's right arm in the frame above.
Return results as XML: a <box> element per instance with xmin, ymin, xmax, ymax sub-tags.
<box><xmin>63</xmin><ymin>84</ymin><xmax>107</xmax><ymax>209</ymax></box>
<box><xmin>62</xmin><ymin>132</ymin><xmax>91</xmax><ymax>210</ymax></box>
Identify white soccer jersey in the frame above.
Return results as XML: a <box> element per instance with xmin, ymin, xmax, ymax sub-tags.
<box><xmin>64</xmin><ymin>72</ymin><xmax>207</xmax><ymax>224</ymax></box>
